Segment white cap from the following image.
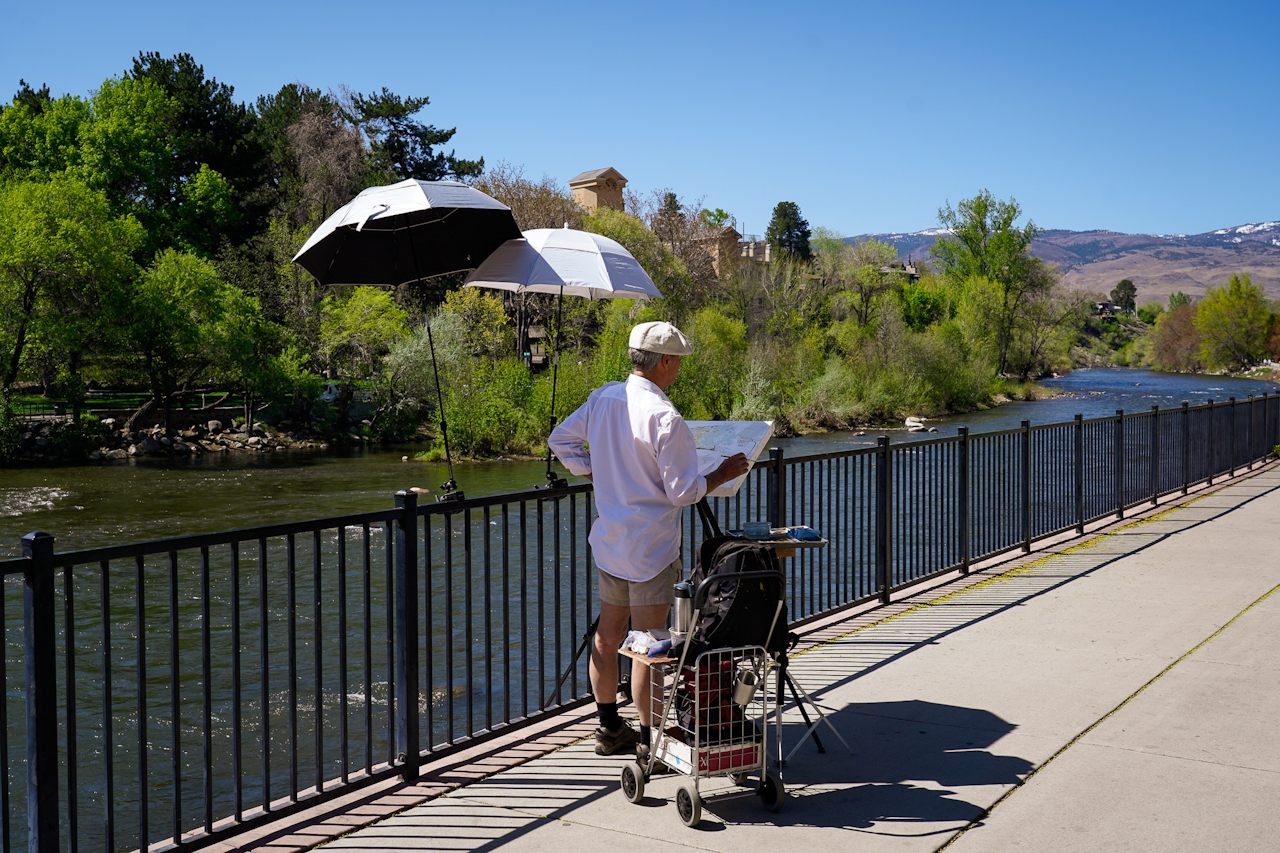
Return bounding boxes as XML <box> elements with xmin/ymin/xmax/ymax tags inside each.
<box><xmin>629</xmin><ymin>321</ymin><xmax>694</xmax><ymax>356</ymax></box>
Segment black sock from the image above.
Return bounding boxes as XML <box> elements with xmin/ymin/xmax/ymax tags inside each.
<box><xmin>598</xmin><ymin>701</ymin><xmax>622</xmax><ymax>732</ymax></box>
<box><xmin>639</xmin><ymin>725</ymin><xmax>651</xmax><ymax>746</ymax></box>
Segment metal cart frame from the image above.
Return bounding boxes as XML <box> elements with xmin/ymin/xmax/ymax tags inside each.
<box><xmin>620</xmin><ymin>570</ymin><xmax>787</xmax><ymax>827</ymax></box>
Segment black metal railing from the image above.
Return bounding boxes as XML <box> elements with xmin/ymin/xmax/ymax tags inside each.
<box><xmin>3</xmin><ymin>394</ymin><xmax>1277</xmax><ymax>853</ymax></box>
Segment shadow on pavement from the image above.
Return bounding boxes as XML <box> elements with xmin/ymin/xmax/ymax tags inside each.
<box><xmin>706</xmin><ymin>700</ymin><xmax>1030</xmax><ymax>832</ymax></box>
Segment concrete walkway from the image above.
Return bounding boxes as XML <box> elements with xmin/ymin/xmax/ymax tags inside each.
<box><xmin>317</xmin><ymin>468</ymin><xmax>1280</xmax><ymax>853</ymax></box>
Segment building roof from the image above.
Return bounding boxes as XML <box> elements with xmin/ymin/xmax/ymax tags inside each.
<box><xmin>568</xmin><ymin>167</ymin><xmax>627</xmax><ymax>187</ymax></box>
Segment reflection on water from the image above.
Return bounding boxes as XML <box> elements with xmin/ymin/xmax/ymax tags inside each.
<box><xmin>1</xmin><ymin>369</ymin><xmax>1276</xmax><ymax>557</ymax></box>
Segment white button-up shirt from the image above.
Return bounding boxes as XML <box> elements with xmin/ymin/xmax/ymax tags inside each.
<box><xmin>549</xmin><ymin>374</ymin><xmax>707</xmax><ymax>582</ymax></box>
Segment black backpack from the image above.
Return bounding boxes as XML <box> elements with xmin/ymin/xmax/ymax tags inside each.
<box><xmin>683</xmin><ymin>500</ymin><xmax>788</xmax><ymax>656</ymax></box>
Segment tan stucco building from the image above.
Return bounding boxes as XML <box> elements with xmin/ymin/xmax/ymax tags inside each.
<box><xmin>569</xmin><ymin>167</ymin><xmax>627</xmax><ymax>211</ymax></box>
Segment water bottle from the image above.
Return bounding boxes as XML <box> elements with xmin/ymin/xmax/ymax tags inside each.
<box><xmin>672</xmin><ymin>581</ymin><xmax>693</xmax><ymax>637</ymax></box>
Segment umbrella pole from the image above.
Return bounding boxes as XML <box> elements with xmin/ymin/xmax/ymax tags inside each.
<box><xmin>544</xmin><ymin>286</ymin><xmax>567</xmax><ymax>489</ymax></box>
<box><xmin>406</xmin><ymin>234</ymin><xmax>463</xmax><ymax>501</ymax></box>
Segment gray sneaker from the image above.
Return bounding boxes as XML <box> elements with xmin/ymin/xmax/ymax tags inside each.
<box><xmin>594</xmin><ymin>721</ymin><xmax>641</xmax><ymax>755</ymax></box>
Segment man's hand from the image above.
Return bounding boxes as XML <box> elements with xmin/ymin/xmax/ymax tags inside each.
<box><xmin>705</xmin><ymin>453</ymin><xmax>750</xmax><ymax>492</ymax></box>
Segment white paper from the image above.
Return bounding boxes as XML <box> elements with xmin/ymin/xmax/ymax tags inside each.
<box><xmin>686</xmin><ymin>420</ymin><xmax>775</xmax><ymax>498</ymax></box>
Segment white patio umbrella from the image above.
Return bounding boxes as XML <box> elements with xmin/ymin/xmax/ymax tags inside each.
<box><xmin>464</xmin><ymin>228</ymin><xmax>663</xmax><ymax>486</ymax></box>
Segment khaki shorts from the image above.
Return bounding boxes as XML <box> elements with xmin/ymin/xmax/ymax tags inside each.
<box><xmin>597</xmin><ymin>559</ymin><xmax>682</xmax><ymax>608</ymax></box>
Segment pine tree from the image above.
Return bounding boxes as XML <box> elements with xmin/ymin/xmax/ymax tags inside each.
<box><xmin>765</xmin><ymin>201</ymin><xmax>811</xmax><ymax>260</ymax></box>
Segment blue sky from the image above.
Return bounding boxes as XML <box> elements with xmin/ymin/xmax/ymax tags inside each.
<box><xmin>5</xmin><ymin>1</ymin><xmax>1277</xmax><ymax>237</ymax></box>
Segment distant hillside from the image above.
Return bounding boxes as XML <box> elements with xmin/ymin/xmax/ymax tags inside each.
<box><xmin>851</xmin><ymin>222</ymin><xmax>1280</xmax><ymax>305</ymax></box>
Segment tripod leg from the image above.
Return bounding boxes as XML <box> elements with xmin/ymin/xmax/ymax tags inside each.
<box><xmin>786</xmin><ymin>671</ymin><xmax>825</xmax><ymax>753</ymax></box>
<box><xmin>543</xmin><ymin>616</ymin><xmax>599</xmax><ymax>711</ymax></box>
<box><xmin>786</xmin><ymin>672</ymin><xmax>852</xmax><ymax>753</ymax></box>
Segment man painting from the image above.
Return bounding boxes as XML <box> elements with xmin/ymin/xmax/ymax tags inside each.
<box><xmin>549</xmin><ymin>321</ymin><xmax>750</xmax><ymax>758</ymax></box>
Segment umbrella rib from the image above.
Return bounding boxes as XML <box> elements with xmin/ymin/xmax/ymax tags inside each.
<box><xmin>323</xmin><ymin>229</ymin><xmax>349</xmax><ymax>281</ymax></box>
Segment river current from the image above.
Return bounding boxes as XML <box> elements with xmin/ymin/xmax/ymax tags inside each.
<box><xmin>1</xmin><ymin>368</ymin><xmax>1276</xmax><ymax>558</ymax></box>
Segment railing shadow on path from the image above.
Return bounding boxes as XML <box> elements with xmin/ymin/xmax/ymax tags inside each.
<box><xmin>323</xmin><ymin>471</ymin><xmax>1280</xmax><ymax>851</ymax></box>
<box><xmin>783</xmin><ymin>470</ymin><xmax>1280</xmax><ymax>709</ymax></box>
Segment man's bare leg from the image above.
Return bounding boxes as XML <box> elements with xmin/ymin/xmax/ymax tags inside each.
<box><xmin>591</xmin><ymin>601</ymin><xmax>631</xmax><ymax>706</ymax></box>
<box><xmin>629</xmin><ymin>603</ymin><xmax>672</xmax><ymax>728</ymax></box>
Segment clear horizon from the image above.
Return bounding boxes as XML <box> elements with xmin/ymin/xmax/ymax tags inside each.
<box><xmin>5</xmin><ymin>0</ymin><xmax>1277</xmax><ymax>238</ymax></box>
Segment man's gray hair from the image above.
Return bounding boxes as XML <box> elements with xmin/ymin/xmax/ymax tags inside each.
<box><xmin>629</xmin><ymin>348</ymin><xmax>664</xmax><ymax>371</ymax></box>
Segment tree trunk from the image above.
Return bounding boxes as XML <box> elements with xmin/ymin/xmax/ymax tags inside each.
<box><xmin>123</xmin><ymin>396</ymin><xmax>161</xmax><ymax>433</ymax></box>
<box><xmin>198</xmin><ymin>391</ymin><xmax>232</xmax><ymax>411</ymax></box>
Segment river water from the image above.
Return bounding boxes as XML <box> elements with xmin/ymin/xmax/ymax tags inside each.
<box><xmin>2</xmin><ymin>368</ymin><xmax>1277</xmax><ymax>558</ymax></box>
<box><xmin>0</xmin><ymin>366</ymin><xmax>1276</xmax><ymax>852</ymax></box>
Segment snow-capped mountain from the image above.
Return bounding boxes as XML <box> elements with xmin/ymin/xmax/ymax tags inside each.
<box><xmin>847</xmin><ymin>222</ymin><xmax>1280</xmax><ymax>302</ymax></box>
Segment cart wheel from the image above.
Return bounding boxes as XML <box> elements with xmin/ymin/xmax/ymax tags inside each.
<box><xmin>731</xmin><ymin>771</ymin><xmax>751</xmax><ymax>787</ymax></box>
<box><xmin>676</xmin><ymin>781</ymin><xmax>702</xmax><ymax>827</ymax></box>
<box><xmin>759</xmin><ymin>770</ymin><xmax>785</xmax><ymax>812</ymax></box>
<box><xmin>621</xmin><ymin>762</ymin><xmax>645</xmax><ymax>804</ymax></box>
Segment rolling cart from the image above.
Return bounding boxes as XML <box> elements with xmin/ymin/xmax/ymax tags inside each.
<box><xmin>619</xmin><ymin>571</ymin><xmax>788</xmax><ymax>827</ymax></box>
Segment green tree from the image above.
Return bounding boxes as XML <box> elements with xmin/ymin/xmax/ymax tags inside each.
<box><xmin>211</xmin><ymin>288</ymin><xmax>309</xmax><ymax>433</ymax></box>
<box><xmin>812</xmin><ymin>231</ymin><xmax>907</xmax><ymax>332</ymax></box>
<box><xmin>766</xmin><ymin>201</ymin><xmax>811</xmax><ymax>260</ymax></box>
<box><xmin>0</xmin><ymin>176</ymin><xmax>142</xmax><ymax>398</ymax></box>
<box><xmin>129</xmin><ymin>52</ymin><xmax>271</xmax><ymax>242</ymax></box>
<box><xmin>319</xmin><ymin>286</ymin><xmax>409</xmax><ymax>380</ymax></box>
<box><xmin>346</xmin><ymin>87</ymin><xmax>482</xmax><ymax>181</ymax></box>
<box><xmin>897</xmin><ymin>279</ymin><xmax>950</xmax><ymax>332</ymax></box>
<box><xmin>1168</xmin><ymin>291</ymin><xmax>1191</xmax><ymax>311</ymax></box>
<box><xmin>1136</xmin><ymin>301</ymin><xmax>1164</xmax><ymax>325</ymax></box>
<box><xmin>931</xmin><ymin>191</ymin><xmax>1044</xmax><ymax>374</ymax></box>
<box><xmin>700</xmin><ymin>207</ymin><xmax>733</xmax><ymax>228</ymax></box>
<box><xmin>125</xmin><ymin>250</ymin><xmax>230</xmax><ymax>431</ymax></box>
<box><xmin>0</xmin><ymin>87</ymin><xmax>90</xmax><ymax>177</ymax></box>
<box><xmin>440</xmin><ymin>287</ymin><xmax>512</xmax><ymax>359</ymax></box>
<box><xmin>680</xmin><ymin>306</ymin><xmax>748</xmax><ymax>419</ymax></box>
<box><xmin>583</xmin><ymin>207</ymin><xmax>692</xmax><ymax>316</ymax></box>
<box><xmin>1111</xmin><ymin>279</ymin><xmax>1137</xmax><ymax>313</ymax></box>
<box><xmin>1193</xmin><ymin>273</ymin><xmax>1272</xmax><ymax>371</ymax></box>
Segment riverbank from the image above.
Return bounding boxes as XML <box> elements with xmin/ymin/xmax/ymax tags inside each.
<box><xmin>4</xmin><ymin>369</ymin><xmax>1278</xmax><ymax>558</ymax></box>
<box><xmin>4</xmin><ymin>416</ymin><xmax>429</xmax><ymax>466</ymax></box>
<box><xmin>4</xmin><ymin>376</ymin><xmax>1058</xmax><ymax>467</ymax></box>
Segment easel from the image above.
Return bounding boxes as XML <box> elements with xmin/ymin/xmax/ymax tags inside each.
<box><xmin>692</xmin><ymin>499</ymin><xmax>850</xmax><ymax>763</ymax></box>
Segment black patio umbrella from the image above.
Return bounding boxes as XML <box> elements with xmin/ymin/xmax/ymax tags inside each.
<box><xmin>294</xmin><ymin>179</ymin><xmax>521</xmax><ymax>500</ymax></box>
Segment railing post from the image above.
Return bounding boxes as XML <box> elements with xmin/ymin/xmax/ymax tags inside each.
<box><xmin>1207</xmin><ymin>399</ymin><xmax>1215</xmax><ymax>485</ymax></box>
<box><xmin>1074</xmin><ymin>414</ymin><xmax>1084</xmax><ymax>534</ymax></box>
<box><xmin>1246</xmin><ymin>395</ymin><xmax>1254</xmax><ymax>469</ymax></box>
<box><xmin>1115</xmin><ymin>409</ymin><xmax>1125</xmax><ymax>519</ymax></box>
<box><xmin>1264</xmin><ymin>393</ymin><xmax>1271</xmax><ymax>460</ymax></box>
<box><xmin>1021</xmin><ymin>420</ymin><xmax>1032</xmax><ymax>552</ymax></box>
<box><xmin>876</xmin><ymin>436</ymin><xmax>891</xmax><ymax>604</ymax></box>
<box><xmin>22</xmin><ymin>531</ymin><xmax>59</xmax><ymax>853</ymax></box>
<box><xmin>1181</xmin><ymin>402</ymin><xmax>1190</xmax><ymax>495</ymax></box>
<box><xmin>767</xmin><ymin>447</ymin><xmax>786</xmax><ymax>528</ymax></box>
<box><xmin>1229</xmin><ymin>397</ymin><xmax>1237</xmax><ymax>477</ymax></box>
<box><xmin>393</xmin><ymin>490</ymin><xmax>419</xmax><ymax>782</ymax></box>
<box><xmin>1150</xmin><ymin>405</ymin><xmax>1159</xmax><ymax>505</ymax></box>
<box><xmin>958</xmin><ymin>427</ymin><xmax>970</xmax><ymax>575</ymax></box>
